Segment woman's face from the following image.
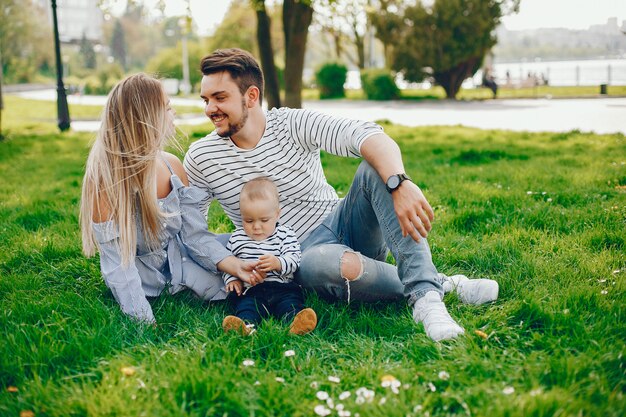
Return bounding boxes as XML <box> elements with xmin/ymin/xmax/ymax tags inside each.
<box><xmin>164</xmin><ymin>99</ymin><xmax>176</xmax><ymax>138</ymax></box>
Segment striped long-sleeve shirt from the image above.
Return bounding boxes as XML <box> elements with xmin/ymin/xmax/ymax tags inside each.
<box><xmin>184</xmin><ymin>107</ymin><xmax>383</xmax><ymax>241</ymax></box>
<box><xmin>223</xmin><ymin>224</ymin><xmax>301</xmax><ymax>286</ymax></box>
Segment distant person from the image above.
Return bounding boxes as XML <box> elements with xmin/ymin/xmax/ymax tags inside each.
<box><xmin>185</xmin><ymin>48</ymin><xmax>499</xmax><ymax>342</ymax></box>
<box><xmin>482</xmin><ymin>69</ymin><xmax>498</xmax><ymax>98</ymax></box>
<box><xmin>222</xmin><ymin>177</ymin><xmax>317</xmax><ymax>336</ymax></box>
<box><xmin>80</xmin><ymin>73</ymin><xmax>261</xmax><ymax>323</ymax></box>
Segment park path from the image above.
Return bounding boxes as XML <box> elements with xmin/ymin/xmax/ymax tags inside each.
<box><xmin>14</xmin><ymin>89</ymin><xmax>626</xmax><ymax>134</ymax></box>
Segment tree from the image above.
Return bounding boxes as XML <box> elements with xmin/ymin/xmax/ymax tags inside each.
<box><xmin>282</xmin><ymin>0</ymin><xmax>314</xmax><ymax>108</ymax></box>
<box><xmin>79</xmin><ymin>33</ymin><xmax>97</xmax><ymax>69</ymax></box>
<box><xmin>0</xmin><ymin>0</ymin><xmax>53</xmax><ymax>83</ymax></box>
<box><xmin>248</xmin><ymin>0</ymin><xmax>312</xmax><ymax>108</ymax></box>
<box><xmin>110</xmin><ymin>19</ymin><xmax>127</xmax><ymax>70</ymax></box>
<box><xmin>368</xmin><ymin>0</ymin><xmax>404</xmax><ymax>68</ymax></box>
<box><xmin>252</xmin><ymin>0</ymin><xmax>281</xmax><ymax>109</ymax></box>
<box><xmin>391</xmin><ymin>0</ymin><xmax>519</xmax><ymax>99</ymax></box>
<box><xmin>314</xmin><ymin>0</ymin><xmax>369</xmax><ymax>69</ymax></box>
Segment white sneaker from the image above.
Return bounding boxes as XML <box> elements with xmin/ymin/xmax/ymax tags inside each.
<box><xmin>412</xmin><ymin>291</ymin><xmax>465</xmax><ymax>341</ymax></box>
<box><xmin>440</xmin><ymin>274</ymin><xmax>499</xmax><ymax>305</ymax></box>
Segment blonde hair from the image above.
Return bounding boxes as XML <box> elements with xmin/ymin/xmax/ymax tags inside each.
<box><xmin>80</xmin><ymin>73</ymin><xmax>174</xmax><ymax>266</ymax></box>
<box><xmin>240</xmin><ymin>177</ymin><xmax>279</xmax><ymax>209</ymax></box>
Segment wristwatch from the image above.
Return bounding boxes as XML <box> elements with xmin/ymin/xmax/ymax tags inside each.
<box><xmin>385</xmin><ymin>173</ymin><xmax>412</xmax><ymax>193</ymax></box>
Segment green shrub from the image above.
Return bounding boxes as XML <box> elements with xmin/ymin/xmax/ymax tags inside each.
<box><xmin>315</xmin><ymin>62</ymin><xmax>348</xmax><ymax>99</ymax></box>
<box><xmin>360</xmin><ymin>69</ymin><xmax>400</xmax><ymax>100</ymax></box>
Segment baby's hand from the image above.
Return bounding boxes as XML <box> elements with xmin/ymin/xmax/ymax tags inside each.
<box><xmin>257</xmin><ymin>254</ymin><xmax>281</xmax><ymax>272</ymax></box>
<box><xmin>226</xmin><ymin>280</ymin><xmax>244</xmax><ymax>296</ymax></box>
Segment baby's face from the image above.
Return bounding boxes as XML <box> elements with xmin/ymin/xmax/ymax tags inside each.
<box><xmin>240</xmin><ymin>198</ymin><xmax>280</xmax><ymax>241</ymax></box>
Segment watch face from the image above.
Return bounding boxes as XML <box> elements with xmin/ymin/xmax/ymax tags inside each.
<box><xmin>387</xmin><ymin>175</ymin><xmax>401</xmax><ymax>189</ymax></box>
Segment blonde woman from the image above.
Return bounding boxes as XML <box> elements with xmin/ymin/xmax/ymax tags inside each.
<box><xmin>80</xmin><ymin>73</ymin><xmax>261</xmax><ymax>323</ymax></box>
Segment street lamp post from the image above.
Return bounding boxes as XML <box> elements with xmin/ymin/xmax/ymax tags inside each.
<box><xmin>51</xmin><ymin>0</ymin><xmax>71</xmax><ymax>131</ymax></box>
<box><xmin>178</xmin><ymin>14</ymin><xmax>192</xmax><ymax>95</ymax></box>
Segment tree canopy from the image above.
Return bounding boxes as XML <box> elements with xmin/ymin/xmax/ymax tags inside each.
<box><xmin>378</xmin><ymin>0</ymin><xmax>519</xmax><ymax>99</ymax></box>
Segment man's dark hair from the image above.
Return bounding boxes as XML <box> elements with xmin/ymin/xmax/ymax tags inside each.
<box><xmin>200</xmin><ymin>48</ymin><xmax>264</xmax><ymax>103</ymax></box>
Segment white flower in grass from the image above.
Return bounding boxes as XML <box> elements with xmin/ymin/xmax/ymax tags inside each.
<box><xmin>598</xmin><ymin>279</ymin><xmax>607</xmax><ymax>283</ymax></box>
<box><xmin>254</xmin><ymin>381</ymin><xmax>261</xmax><ymax>386</ymax></box>
<box><xmin>547</xmin><ymin>198</ymin><xmax>553</xmax><ymax>202</ymax></box>
<box><xmin>613</xmin><ymin>269</ymin><xmax>621</xmax><ymax>274</ymax></box>
<box><xmin>355</xmin><ymin>387</ymin><xmax>375</xmax><ymax>403</ymax></box>
<box><xmin>326</xmin><ymin>398</ymin><xmax>335</xmax><ymax>409</ymax></box>
<box><xmin>502</xmin><ymin>386</ymin><xmax>515</xmax><ymax>395</ymax></box>
<box><xmin>316</xmin><ymin>391</ymin><xmax>329</xmax><ymax>401</ymax></box>
<box><xmin>338</xmin><ymin>411</ymin><xmax>351</xmax><ymax>417</ymax></box>
<box><xmin>275</xmin><ymin>377</ymin><xmax>285</xmax><ymax>383</ymax></box>
<box><xmin>526</xmin><ymin>191</ymin><xmax>533</xmax><ymax>195</ymax></box>
<box><xmin>427</xmin><ymin>382</ymin><xmax>437</xmax><ymax>392</ymax></box>
<box><xmin>601</xmin><ymin>290</ymin><xmax>608</xmax><ymax>295</ymax></box>
<box><xmin>328</xmin><ymin>376</ymin><xmax>341</xmax><ymax>383</ymax></box>
<box><xmin>310</xmin><ymin>381</ymin><xmax>319</xmax><ymax>389</ymax></box>
<box><xmin>242</xmin><ymin>359</ymin><xmax>255</xmax><ymax>367</ymax></box>
<box><xmin>284</xmin><ymin>350</ymin><xmax>295</xmax><ymax>357</ymax></box>
<box><xmin>314</xmin><ymin>405</ymin><xmax>332</xmax><ymax>416</ymax></box>
<box><xmin>379</xmin><ymin>397</ymin><xmax>387</xmax><ymax>405</ymax></box>
<box><xmin>438</xmin><ymin>371</ymin><xmax>450</xmax><ymax>381</ymax></box>
<box><xmin>339</xmin><ymin>391</ymin><xmax>351</xmax><ymax>400</ymax></box>
<box><xmin>529</xmin><ymin>388</ymin><xmax>543</xmax><ymax>397</ymax></box>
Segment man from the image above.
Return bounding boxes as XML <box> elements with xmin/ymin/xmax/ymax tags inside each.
<box><xmin>184</xmin><ymin>48</ymin><xmax>498</xmax><ymax>341</ymax></box>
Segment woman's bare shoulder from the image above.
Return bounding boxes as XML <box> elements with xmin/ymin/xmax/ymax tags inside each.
<box><xmin>92</xmin><ymin>194</ymin><xmax>112</xmax><ymax>223</ymax></box>
<box><xmin>161</xmin><ymin>151</ymin><xmax>189</xmax><ymax>186</ymax></box>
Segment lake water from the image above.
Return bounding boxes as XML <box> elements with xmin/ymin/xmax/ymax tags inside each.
<box><xmin>345</xmin><ymin>58</ymin><xmax>626</xmax><ymax>89</ymax></box>
<box><xmin>491</xmin><ymin>58</ymin><xmax>626</xmax><ymax>87</ymax></box>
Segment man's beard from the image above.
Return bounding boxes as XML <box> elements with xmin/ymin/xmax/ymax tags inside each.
<box><xmin>216</xmin><ymin>99</ymin><xmax>248</xmax><ymax>138</ymax></box>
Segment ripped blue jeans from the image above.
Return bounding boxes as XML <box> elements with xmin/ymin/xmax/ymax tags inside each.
<box><xmin>294</xmin><ymin>161</ymin><xmax>443</xmax><ymax>305</ymax></box>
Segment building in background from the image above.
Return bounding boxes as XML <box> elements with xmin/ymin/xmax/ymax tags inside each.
<box><xmin>34</xmin><ymin>0</ymin><xmax>103</xmax><ymax>43</ymax></box>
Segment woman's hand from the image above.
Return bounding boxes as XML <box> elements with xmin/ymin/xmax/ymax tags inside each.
<box><xmin>218</xmin><ymin>256</ymin><xmax>266</xmax><ymax>286</ymax></box>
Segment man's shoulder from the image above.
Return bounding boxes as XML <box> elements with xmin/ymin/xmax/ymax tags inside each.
<box><xmin>185</xmin><ymin>131</ymin><xmax>231</xmax><ymax>163</ymax></box>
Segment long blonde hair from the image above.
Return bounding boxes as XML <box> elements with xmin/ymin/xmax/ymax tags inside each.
<box><xmin>80</xmin><ymin>73</ymin><xmax>173</xmax><ymax>266</ymax></box>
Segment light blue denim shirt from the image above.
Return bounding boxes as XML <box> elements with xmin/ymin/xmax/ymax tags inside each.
<box><xmin>92</xmin><ymin>173</ymin><xmax>231</xmax><ymax>323</ymax></box>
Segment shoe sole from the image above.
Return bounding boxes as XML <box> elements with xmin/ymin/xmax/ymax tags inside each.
<box><xmin>222</xmin><ymin>315</ymin><xmax>251</xmax><ymax>336</ymax></box>
<box><xmin>289</xmin><ymin>308</ymin><xmax>317</xmax><ymax>335</ymax></box>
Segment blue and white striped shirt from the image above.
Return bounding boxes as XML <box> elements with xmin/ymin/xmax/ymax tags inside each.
<box><xmin>223</xmin><ymin>224</ymin><xmax>301</xmax><ymax>286</ymax></box>
<box><xmin>184</xmin><ymin>107</ymin><xmax>383</xmax><ymax>241</ymax></box>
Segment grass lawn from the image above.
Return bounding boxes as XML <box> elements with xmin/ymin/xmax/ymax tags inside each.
<box><xmin>0</xmin><ymin>100</ymin><xmax>625</xmax><ymax>416</ymax></box>
<box><xmin>302</xmin><ymin>85</ymin><xmax>626</xmax><ymax>101</ymax></box>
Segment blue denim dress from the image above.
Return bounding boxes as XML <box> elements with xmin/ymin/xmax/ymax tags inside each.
<box><xmin>92</xmin><ymin>173</ymin><xmax>230</xmax><ymax>323</ymax></box>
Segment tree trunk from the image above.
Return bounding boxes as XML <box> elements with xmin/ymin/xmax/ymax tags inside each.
<box><xmin>283</xmin><ymin>0</ymin><xmax>313</xmax><ymax>108</ymax></box>
<box><xmin>435</xmin><ymin>56</ymin><xmax>481</xmax><ymax>99</ymax></box>
<box><xmin>353</xmin><ymin>28</ymin><xmax>365</xmax><ymax>70</ymax></box>
<box><xmin>254</xmin><ymin>2</ymin><xmax>281</xmax><ymax>109</ymax></box>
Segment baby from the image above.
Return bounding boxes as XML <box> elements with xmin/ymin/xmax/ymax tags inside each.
<box><xmin>222</xmin><ymin>177</ymin><xmax>317</xmax><ymax>335</ymax></box>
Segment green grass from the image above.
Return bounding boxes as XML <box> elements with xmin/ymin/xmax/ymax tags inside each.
<box><xmin>1</xmin><ymin>95</ymin><xmax>202</xmax><ymax>133</ymax></box>
<box><xmin>303</xmin><ymin>85</ymin><xmax>626</xmax><ymax>101</ymax></box>
<box><xmin>1</xmin><ymin>102</ymin><xmax>625</xmax><ymax>416</ymax></box>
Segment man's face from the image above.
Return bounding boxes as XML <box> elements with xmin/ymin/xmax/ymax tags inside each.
<box><xmin>240</xmin><ymin>198</ymin><xmax>279</xmax><ymax>241</ymax></box>
<box><xmin>200</xmin><ymin>71</ymin><xmax>248</xmax><ymax>138</ymax></box>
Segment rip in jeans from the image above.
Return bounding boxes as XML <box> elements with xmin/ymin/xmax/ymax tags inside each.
<box><xmin>340</xmin><ymin>250</ymin><xmax>365</xmax><ymax>303</ymax></box>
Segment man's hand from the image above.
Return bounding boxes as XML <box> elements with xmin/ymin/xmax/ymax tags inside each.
<box><xmin>226</xmin><ymin>280</ymin><xmax>244</xmax><ymax>296</ymax></box>
<box><xmin>257</xmin><ymin>254</ymin><xmax>281</xmax><ymax>272</ymax></box>
<box><xmin>392</xmin><ymin>181</ymin><xmax>434</xmax><ymax>242</ymax></box>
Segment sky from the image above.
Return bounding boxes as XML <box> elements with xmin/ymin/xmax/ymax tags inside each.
<box><xmin>114</xmin><ymin>0</ymin><xmax>626</xmax><ymax>34</ymax></box>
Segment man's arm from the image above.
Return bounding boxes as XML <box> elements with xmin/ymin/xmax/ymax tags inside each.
<box><xmin>360</xmin><ymin>133</ymin><xmax>434</xmax><ymax>242</ymax></box>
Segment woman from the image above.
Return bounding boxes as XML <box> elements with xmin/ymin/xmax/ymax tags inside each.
<box><xmin>80</xmin><ymin>73</ymin><xmax>258</xmax><ymax>323</ymax></box>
